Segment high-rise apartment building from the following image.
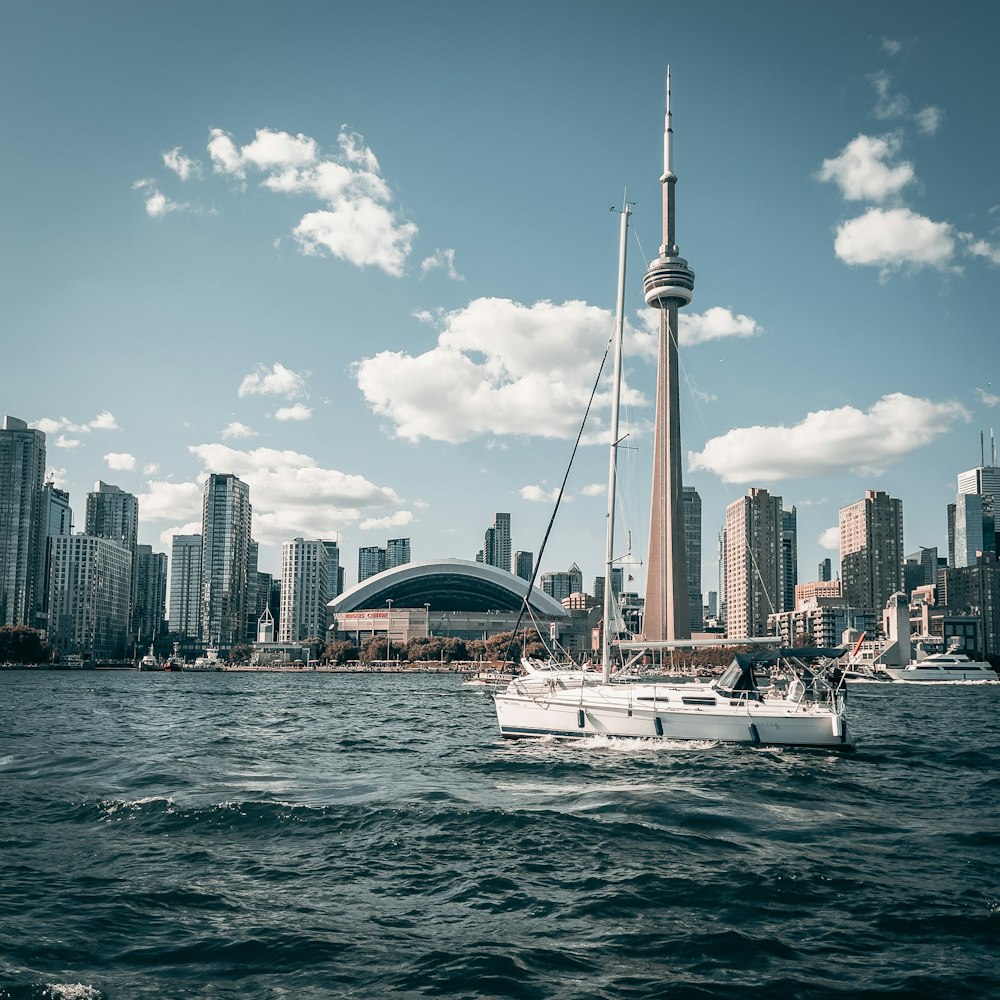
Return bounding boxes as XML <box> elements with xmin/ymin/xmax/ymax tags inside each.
<box><xmin>34</xmin><ymin>482</ymin><xmax>73</xmax><ymax>628</ymax></box>
<box><xmin>168</xmin><ymin>534</ymin><xmax>202</xmax><ymax>638</ymax></box>
<box><xmin>483</xmin><ymin>513</ymin><xmax>512</xmax><ymax>572</ymax></box>
<box><xmin>132</xmin><ymin>545</ymin><xmax>167</xmax><ymax>641</ymax></box>
<box><xmin>321</xmin><ymin>541</ymin><xmax>341</xmax><ymax>600</ymax></box>
<box><xmin>49</xmin><ymin>534</ymin><xmax>132</xmax><ymax>659</ymax></box>
<box><xmin>200</xmin><ymin>474</ymin><xmax>252</xmax><ymax>649</ymax></box>
<box><xmin>514</xmin><ymin>550</ymin><xmax>533</xmax><ymax>582</ymax></box>
<box><xmin>386</xmin><ymin>538</ymin><xmax>410</xmax><ymax>570</ymax></box>
<box><xmin>279</xmin><ymin>538</ymin><xmax>330</xmax><ymax>643</ymax></box>
<box><xmin>86</xmin><ymin>481</ymin><xmax>140</xmax><ymax>633</ymax></box>
<box><xmin>781</xmin><ymin>506</ymin><xmax>798</xmax><ymax>613</ymax></box>
<box><xmin>541</xmin><ymin>563</ymin><xmax>583</xmax><ymax>602</ymax></box>
<box><xmin>358</xmin><ymin>546</ymin><xmax>386</xmax><ymax>583</ymax></box>
<box><xmin>0</xmin><ymin>415</ymin><xmax>46</xmax><ymax>627</ymax></box>
<box><xmin>682</xmin><ymin>486</ymin><xmax>703</xmax><ymax>631</ymax></box>
<box><xmin>724</xmin><ymin>488</ymin><xmax>783</xmax><ymax>639</ymax></box>
<box><xmin>839</xmin><ymin>489</ymin><xmax>903</xmax><ymax>611</ymax></box>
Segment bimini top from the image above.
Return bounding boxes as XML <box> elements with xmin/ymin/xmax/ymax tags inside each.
<box><xmin>329</xmin><ymin>558</ymin><xmax>569</xmax><ymax>617</ymax></box>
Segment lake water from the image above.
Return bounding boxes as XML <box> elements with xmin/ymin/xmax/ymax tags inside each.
<box><xmin>1</xmin><ymin>671</ymin><xmax>998</xmax><ymax>998</ymax></box>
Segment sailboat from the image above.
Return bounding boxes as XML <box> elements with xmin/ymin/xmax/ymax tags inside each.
<box><xmin>493</xmin><ymin>81</ymin><xmax>852</xmax><ymax>750</ymax></box>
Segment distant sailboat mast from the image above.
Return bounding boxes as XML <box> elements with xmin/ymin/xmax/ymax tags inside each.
<box><xmin>602</xmin><ymin>201</ymin><xmax>631</xmax><ymax>684</ymax></box>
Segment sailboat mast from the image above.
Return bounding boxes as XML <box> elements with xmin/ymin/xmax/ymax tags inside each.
<box><xmin>603</xmin><ymin>201</ymin><xmax>631</xmax><ymax>684</ymax></box>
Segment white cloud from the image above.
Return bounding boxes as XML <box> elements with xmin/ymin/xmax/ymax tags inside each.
<box><xmin>520</xmin><ymin>484</ymin><xmax>562</xmax><ymax>503</ymax></box>
<box><xmin>580</xmin><ymin>483</ymin><xmax>606</xmax><ymax>497</ymax></box>
<box><xmin>274</xmin><ymin>403</ymin><xmax>312</xmax><ymax>422</ymax></box>
<box><xmin>880</xmin><ymin>38</ymin><xmax>903</xmax><ymax>57</ymax></box>
<box><xmin>679</xmin><ymin>306</ymin><xmax>761</xmax><ymax>346</ymax></box>
<box><xmin>137</xmin><ymin>480</ymin><xmax>204</xmax><ymax>522</ymax></box>
<box><xmin>206</xmin><ymin>126</ymin><xmax>416</xmax><ymax>276</ymax></box>
<box><xmin>974</xmin><ymin>387</ymin><xmax>1000</xmax><ymax>407</ymax></box>
<box><xmin>163</xmin><ymin>147</ymin><xmax>200</xmax><ymax>180</ymax></box>
<box><xmin>688</xmin><ymin>392</ymin><xmax>969</xmax><ymax>483</ymax></box>
<box><xmin>818</xmin><ymin>527</ymin><xmax>840</xmax><ymax>551</ymax></box>
<box><xmin>913</xmin><ymin>106</ymin><xmax>944</xmax><ymax>137</ymax></box>
<box><xmin>833</xmin><ymin>207</ymin><xmax>956</xmax><ymax>273</ymax></box>
<box><xmin>186</xmin><ymin>443</ymin><xmax>404</xmax><ymax>544</ymax></box>
<box><xmin>870</xmin><ymin>71</ymin><xmax>909</xmax><ymax>120</ymax></box>
<box><xmin>965</xmin><ymin>238</ymin><xmax>1000</xmax><ymax>266</ymax></box>
<box><xmin>819</xmin><ymin>134</ymin><xmax>915</xmax><ymax>202</ymax></box>
<box><xmin>104</xmin><ymin>452</ymin><xmax>137</xmax><ymax>471</ymax></box>
<box><xmin>55</xmin><ymin>436</ymin><xmax>80</xmax><ymax>449</ymax></box>
<box><xmin>143</xmin><ymin>463</ymin><xmax>159</xmax><ymax>475</ymax></box>
<box><xmin>421</xmin><ymin>248</ymin><xmax>464</xmax><ymax>281</ymax></box>
<box><xmin>293</xmin><ymin>201</ymin><xmax>416</xmax><ymax>276</ymax></box>
<box><xmin>222</xmin><ymin>421</ymin><xmax>258</xmax><ymax>439</ymax></box>
<box><xmin>359</xmin><ymin>510</ymin><xmax>414</xmax><ymax>531</ymax></box>
<box><xmin>35</xmin><ymin>411</ymin><xmax>120</xmax><ymax>435</ymax></box>
<box><xmin>238</xmin><ymin>362</ymin><xmax>306</xmax><ymax>398</ymax></box>
<box><xmin>142</xmin><ymin>187</ymin><xmax>185</xmax><ymax>219</ymax></box>
<box><xmin>355</xmin><ymin>297</ymin><xmax>641</xmax><ymax>444</ymax></box>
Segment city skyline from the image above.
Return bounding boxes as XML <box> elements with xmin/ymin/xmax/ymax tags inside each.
<box><xmin>3</xmin><ymin>2</ymin><xmax>999</xmax><ymax>594</ymax></box>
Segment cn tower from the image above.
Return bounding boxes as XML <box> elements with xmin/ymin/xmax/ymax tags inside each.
<box><xmin>643</xmin><ymin>68</ymin><xmax>695</xmax><ymax>641</ymax></box>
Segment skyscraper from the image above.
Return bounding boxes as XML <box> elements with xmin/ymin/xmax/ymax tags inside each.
<box><xmin>132</xmin><ymin>545</ymin><xmax>167</xmax><ymax>641</ymax></box>
<box><xmin>34</xmin><ymin>482</ymin><xmax>73</xmax><ymax>629</ymax></box>
<box><xmin>955</xmin><ymin>458</ymin><xmax>1000</xmax><ymax>564</ymax></box>
<box><xmin>168</xmin><ymin>534</ymin><xmax>202</xmax><ymax>639</ymax></box>
<box><xmin>86</xmin><ymin>481</ymin><xmax>140</xmax><ymax>633</ymax></box>
<box><xmin>200</xmin><ymin>473</ymin><xmax>252</xmax><ymax>650</ymax></box>
<box><xmin>514</xmin><ymin>550</ymin><xmax>533</xmax><ymax>582</ymax></box>
<box><xmin>483</xmin><ymin>513</ymin><xmax>511</xmax><ymax>572</ymax></box>
<box><xmin>681</xmin><ymin>486</ymin><xmax>703</xmax><ymax>631</ymax></box>
<box><xmin>781</xmin><ymin>506</ymin><xmax>798</xmax><ymax>613</ymax></box>
<box><xmin>839</xmin><ymin>489</ymin><xmax>903</xmax><ymax>611</ymax></box>
<box><xmin>818</xmin><ymin>558</ymin><xmax>832</xmax><ymax>582</ymax></box>
<box><xmin>49</xmin><ymin>534</ymin><xmax>132</xmax><ymax>659</ymax></box>
<box><xmin>643</xmin><ymin>70</ymin><xmax>695</xmax><ymax>641</ymax></box>
<box><xmin>386</xmin><ymin>537</ymin><xmax>411</xmax><ymax>569</ymax></box>
<box><xmin>322</xmin><ymin>540</ymin><xmax>342</xmax><ymax>600</ymax></box>
<box><xmin>541</xmin><ymin>563</ymin><xmax>583</xmax><ymax>602</ymax></box>
<box><xmin>0</xmin><ymin>415</ymin><xmax>46</xmax><ymax>627</ymax></box>
<box><xmin>279</xmin><ymin>538</ymin><xmax>329</xmax><ymax>643</ymax></box>
<box><xmin>358</xmin><ymin>545</ymin><xmax>386</xmax><ymax>582</ymax></box>
<box><xmin>724</xmin><ymin>488</ymin><xmax>783</xmax><ymax>639</ymax></box>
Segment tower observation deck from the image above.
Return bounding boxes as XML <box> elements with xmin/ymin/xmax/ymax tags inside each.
<box><xmin>643</xmin><ymin>68</ymin><xmax>695</xmax><ymax>641</ymax></box>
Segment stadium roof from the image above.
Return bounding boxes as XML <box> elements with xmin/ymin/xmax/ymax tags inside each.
<box><xmin>329</xmin><ymin>558</ymin><xmax>568</xmax><ymax>617</ymax></box>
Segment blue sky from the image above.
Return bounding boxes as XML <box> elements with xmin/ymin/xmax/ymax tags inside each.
<box><xmin>3</xmin><ymin>1</ymin><xmax>998</xmax><ymax>597</ymax></box>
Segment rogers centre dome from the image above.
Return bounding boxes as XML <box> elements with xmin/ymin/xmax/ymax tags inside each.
<box><xmin>329</xmin><ymin>559</ymin><xmax>568</xmax><ymax>618</ymax></box>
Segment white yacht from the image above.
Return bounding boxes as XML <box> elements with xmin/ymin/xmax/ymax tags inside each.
<box><xmin>885</xmin><ymin>647</ymin><xmax>997</xmax><ymax>682</ymax></box>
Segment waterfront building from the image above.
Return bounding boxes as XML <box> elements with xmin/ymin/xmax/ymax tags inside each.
<box><xmin>85</xmin><ymin>481</ymin><xmax>138</xmax><ymax>554</ymax></box>
<box><xmin>724</xmin><ymin>488</ymin><xmax>783</xmax><ymax>639</ymax></box>
<box><xmin>781</xmin><ymin>506</ymin><xmax>798</xmax><ymax>613</ymax></box>
<box><xmin>514</xmin><ymin>550</ymin><xmax>533</xmax><ymax>583</ymax></box>
<box><xmin>682</xmin><ymin>486</ymin><xmax>703</xmax><ymax>631</ymax></box>
<box><xmin>132</xmin><ymin>545</ymin><xmax>167</xmax><ymax>641</ymax></box>
<box><xmin>717</xmin><ymin>528</ymin><xmax>727</xmax><ymax>628</ymax></box>
<box><xmin>386</xmin><ymin>537</ymin><xmax>410</xmax><ymax>570</ymax></box>
<box><xmin>200</xmin><ymin>474</ymin><xmax>252</xmax><ymax>650</ymax></box>
<box><xmin>953</xmin><ymin>457</ymin><xmax>999</xmax><ymax>566</ymax></box>
<box><xmin>818</xmin><ymin>558</ymin><xmax>832</xmax><ymax>582</ymax></box>
<box><xmin>49</xmin><ymin>534</ymin><xmax>132</xmax><ymax>659</ymax></box>
<box><xmin>941</xmin><ymin>553</ymin><xmax>1000</xmax><ymax>658</ymax></box>
<box><xmin>168</xmin><ymin>534</ymin><xmax>202</xmax><ymax>639</ymax></box>
<box><xmin>358</xmin><ymin>546</ymin><xmax>386</xmax><ymax>583</ymax></box>
<box><xmin>483</xmin><ymin>513</ymin><xmax>511</xmax><ymax>572</ymax></box>
<box><xmin>322</xmin><ymin>540</ymin><xmax>342</xmax><ymax>600</ymax></box>
<box><xmin>768</xmin><ymin>600</ymin><xmax>879</xmax><ymax>651</ymax></box>
<box><xmin>0</xmin><ymin>415</ymin><xmax>46</xmax><ymax>627</ymax></box>
<box><xmin>541</xmin><ymin>563</ymin><xmax>583</xmax><ymax>602</ymax></box>
<box><xmin>279</xmin><ymin>538</ymin><xmax>330</xmax><ymax>643</ymax></box>
<box><xmin>34</xmin><ymin>482</ymin><xmax>73</xmax><ymax>629</ymax></box>
<box><xmin>840</xmin><ymin>490</ymin><xmax>904</xmax><ymax>611</ymax></box>
<box><xmin>643</xmin><ymin>71</ymin><xmax>695</xmax><ymax>641</ymax></box>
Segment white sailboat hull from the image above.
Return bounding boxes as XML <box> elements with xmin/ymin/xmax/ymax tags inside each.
<box><xmin>494</xmin><ymin>683</ymin><xmax>852</xmax><ymax>750</ymax></box>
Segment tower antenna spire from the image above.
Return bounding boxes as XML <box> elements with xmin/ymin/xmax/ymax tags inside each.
<box><xmin>642</xmin><ymin>68</ymin><xmax>696</xmax><ymax>642</ymax></box>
